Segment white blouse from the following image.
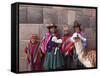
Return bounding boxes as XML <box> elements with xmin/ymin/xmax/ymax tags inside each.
<box><xmin>70</xmin><ymin>32</ymin><xmax>87</xmax><ymax>42</ymax></box>
<box><xmin>51</xmin><ymin>36</ymin><xmax>62</xmax><ymax>43</ymax></box>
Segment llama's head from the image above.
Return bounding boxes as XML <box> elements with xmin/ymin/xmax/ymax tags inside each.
<box><xmin>74</xmin><ymin>38</ymin><xmax>83</xmax><ymax>55</ymax></box>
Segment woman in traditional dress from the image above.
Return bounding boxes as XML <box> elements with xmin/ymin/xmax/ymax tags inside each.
<box><xmin>40</xmin><ymin>24</ymin><xmax>64</xmax><ymax>70</ymax></box>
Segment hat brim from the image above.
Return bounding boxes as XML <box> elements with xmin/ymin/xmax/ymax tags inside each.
<box><xmin>73</xmin><ymin>24</ymin><xmax>81</xmax><ymax>28</ymax></box>
<box><xmin>47</xmin><ymin>25</ymin><xmax>57</xmax><ymax>29</ymax></box>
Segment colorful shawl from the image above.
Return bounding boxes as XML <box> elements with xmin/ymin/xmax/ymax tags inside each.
<box><xmin>40</xmin><ymin>32</ymin><xmax>51</xmax><ymax>55</ymax></box>
<box><xmin>61</xmin><ymin>35</ymin><xmax>74</xmax><ymax>54</ymax></box>
<box><xmin>25</xmin><ymin>40</ymin><xmax>41</xmax><ymax>64</ymax></box>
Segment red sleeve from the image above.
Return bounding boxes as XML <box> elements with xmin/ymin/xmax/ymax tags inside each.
<box><xmin>65</xmin><ymin>42</ymin><xmax>74</xmax><ymax>54</ymax></box>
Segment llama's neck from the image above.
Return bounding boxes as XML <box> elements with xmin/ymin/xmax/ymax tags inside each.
<box><xmin>74</xmin><ymin>40</ymin><xmax>83</xmax><ymax>55</ymax></box>
<box><xmin>74</xmin><ymin>40</ymin><xmax>93</xmax><ymax>67</ymax></box>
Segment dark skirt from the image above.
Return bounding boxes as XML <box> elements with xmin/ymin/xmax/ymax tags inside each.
<box><xmin>63</xmin><ymin>52</ymin><xmax>73</xmax><ymax>69</ymax></box>
<box><xmin>43</xmin><ymin>48</ymin><xmax>64</xmax><ymax>70</ymax></box>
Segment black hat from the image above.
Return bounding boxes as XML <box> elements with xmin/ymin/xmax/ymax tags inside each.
<box><xmin>47</xmin><ymin>24</ymin><xmax>57</xmax><ymax>29</ymax></box>
<box><xmin>73</xmin><ymin>20</ymin><xmax>81</xmax><ymax>28</ymax></box>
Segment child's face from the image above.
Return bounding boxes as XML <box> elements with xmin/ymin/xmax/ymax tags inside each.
<box><xmin>75</xmin><ymin>27</ymin><xmax>80</xmax><ymax>33</ymax></box>
<box><xmin>31</xmin><ymin>38</ymin><xmax>36</xmax><ymax>43</ymax></box>
<box><xmin>49</xmin><ymin>27</ymin><xmax>56</xmax><ymax>33</ymax></box>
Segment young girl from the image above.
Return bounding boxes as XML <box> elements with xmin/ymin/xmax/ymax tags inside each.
<box><xmin>61</xmin><ymin>26</ymin><xmax>74</xmax><ymax>68</ymax></box>
<box><xmin>25</xmin><ymin>34</ymin><xmax>42</xmax><ymax>71</ymax></box>
<box><xmin>40</xmin><ymin>24</ymin><xmax>64</xmax><ymax>70</ymax></box>
<box><xmin>70</xmin><ymin>20</ymin><xmax>87</xmax><ymax>68</ymax></box>
<box><xmin>62</xmin><ymin>26</ymin><xmax>74</xmax><ymax>55</ymax></box>
<box><xmin>70</xmin><ymin>20</ymin><xmax>87</xmax><ymax>48</ymax></box>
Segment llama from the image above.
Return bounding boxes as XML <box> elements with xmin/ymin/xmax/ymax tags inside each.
<box><xmin>74</xmin><ymin>39</ymin><xmax>96</xmax><ymax>67</ymax></box>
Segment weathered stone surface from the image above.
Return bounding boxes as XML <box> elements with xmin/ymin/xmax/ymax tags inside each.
<box><xmin>66</xmin><ymin>7</ymin><xmax>82</xmax><ymax>11</ymax></box>
<box><xmin>19</xmin><ymin>6</ymin><xmax>27</xmax><ymax>23</ymax></box>
<box><xmin>43</xmin><ymin>8</ymin><xmax>58</xmax><ymax>24</ymax></box>
<box><xmin>19</xmin><ymin>6</ymin><xmax>43</xmax><ymax>24</ymax></box>
<box><xmin>19</xmin><ymin>24</ymin><xmax>40</xmax><ymax>40</ymax></box>
<box><xmin>76</xmin><ymin>15</ymin><xmax>90</xmax><ymax>28</ymax></box>
<box><xmin>85</xmin><ymin>28</ymin><xmax>96</xmax><ymax>40</ymax></box>
<box><xmin>90</xmin><ymin>16</ymin><xmax>96</xmax><ymax>31</ymax></box>
<box><xmin>68</xmin><ymin>10</ymin><xmax>76</xmax><ymax>26</ymax></box>
<box><xmin>91</xmin><ymin>9</ymin><xmax>96</xmax><ymax>17</ymax></box>
<box><xmin>88</xmin><ymin>39</ymin><xmax>96</xmax><ymax>49</ymax></box>
<box><xmin>57</xmin><ymin>9</ymin><xmax>68</xmax><ymax>24</ymax></box>
<box><xmin>27</xmin><ymin>6</ymin><xmax>43</xmax><ymax>23</ymax></box>
<box><xmin>82</xmin><ymin>8</ymin><xmax>92</xmax><ymax>16</ymax></box>
<box><xmin>19</xmin><ymin>40</ymin><xmax>30</xmax><ymax>71</ymax></box>
<box><xmin>84</xmin><ymin>28</ymin><xmax>96</xmax><ymax>49</ymax></box>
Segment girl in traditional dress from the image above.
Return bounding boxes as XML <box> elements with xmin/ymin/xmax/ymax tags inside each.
<box><xmin>70</xmin><ymin>20</ymin><xmax>87</xmax><ymax>48</ymax></box>
<box><xmin>61</xmin><ymin>26</ymin><xmax>74</xmax><ymax>69</ymax></box>
<box><xmin>40</xmin><ymin>24</ymin><xmax>64</xmax><ymax>70</ymax></box>
<box><xmin>25</xmin><ymin>34</ymin><xmax>42</xmax><ymax>71</ymax></box>
<box><xmin>70</xmin><ymin>20</ymin><xmax>88</xmax><ymax>68</ymax></box>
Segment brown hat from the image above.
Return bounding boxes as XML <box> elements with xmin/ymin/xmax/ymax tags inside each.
<box><xmin>47</xmin><ymin>24</ymin><xmax>57</xmax><ymax>29</ymax></box>
<box><xmin>73</xmin><ymin>20</ymin><xmax>81</xmax><ymax>28</ymax></box>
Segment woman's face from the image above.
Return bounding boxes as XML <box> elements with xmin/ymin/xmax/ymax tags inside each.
<box><xmin>64</xmin><ymin>30</ymin><xmax>69</xmax><ymax>35</ymax></box>
<box><xmin>49</xmin><ymin>27</ymin><xmax>56</xmax><ymax>33</ymax></box>
<box><xmin>75</xmin><ymin>27</ymin><xmax>81</xmax><ymax>33</ymax></box>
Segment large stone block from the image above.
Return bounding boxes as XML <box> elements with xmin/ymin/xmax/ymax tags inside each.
<box><xmin>75</xmin><ymin>15</ymin><xmax>90</xmax><ymax>28</ymax></box>
<box><xmin>91</xmin><ymin>9</ymin><xmax>96</xmax><ymax>17</ymax></box>
<box><xmin>27</xmin><ymin>6</ymin><xmax>43</xmax><ymax>23</ymax></box>
<box><xmin>82</xmin><ymin>8</ymin><xmax>92</xmax><ymax>16</ymax></box>
<box><xmin>90</xmin><ymin>16</ymin><xmax>96</xmax><ymax>31</ymax></box>
<box><xmin>84</xmin><ymin>28</ymin><xmax>96</xmax><ymax>48</ymax></box>
<box><xmin>43</xmin><ymin>8</ymin><xmax>58</xmax><ymax>24</ymax></box>
<box><xmin>19</xmin><ymin>24</ymin><xmax>40</xmax><ymax>40</ymax></box>
<box><xmin>84</xmin><ymin>28</ymin><xmax>96</xmax><ymax>40</ymax></box>
<box><xmin>19</xmin><ymin>6</ymin><xmax>43</xmax><ymax>24</ymax></box>
<box><xmin>57</xmin><ymin>9</ymin><xmax>68</xmax><ymax>24</ymax></box>
<box><xmin>68</xmin><ymin>10</ymin><xmax>76</xmax><ymax>26</ymax></box>
<box><xmin>76</xmin><ymin>10</ymin><xmax>83</xmax><ymax>16</ymax></box>
<box><xmin>19</xmin><ymin>6</ymin><xmax>27</xmax><ymax>23</ymax></box>
<box><xmin>88</xmin><ymin>39</ymin><xmax>96</xmax><ymax>49</ymax></box>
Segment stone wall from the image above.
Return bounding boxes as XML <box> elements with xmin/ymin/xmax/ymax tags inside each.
<box><xmin>19</xmin><ymin>5</ymin><xmax>96</xmax><ymax>71</ymax></box>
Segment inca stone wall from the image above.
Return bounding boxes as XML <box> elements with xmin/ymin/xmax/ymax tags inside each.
<box><xmin>19</xmin><ymin>5</ymin><xmax>96</xmax><ymax>71</ymax></box>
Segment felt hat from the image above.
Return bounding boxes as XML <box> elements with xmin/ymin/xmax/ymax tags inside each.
<box><xmin>47</xmin><ymin>24</ymin><xmax>57</xmax><ymax>29</ymax></box>
<box><xmin>73</xmin><ymin>20</ymin><xmax>81</xmax><ymax>28</ymax></box>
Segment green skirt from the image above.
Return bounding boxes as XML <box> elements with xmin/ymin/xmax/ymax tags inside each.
<box><xmin>43</xmin><ymin>48</ymin><xmax>64</xmax><ymax>70</ymax></box>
